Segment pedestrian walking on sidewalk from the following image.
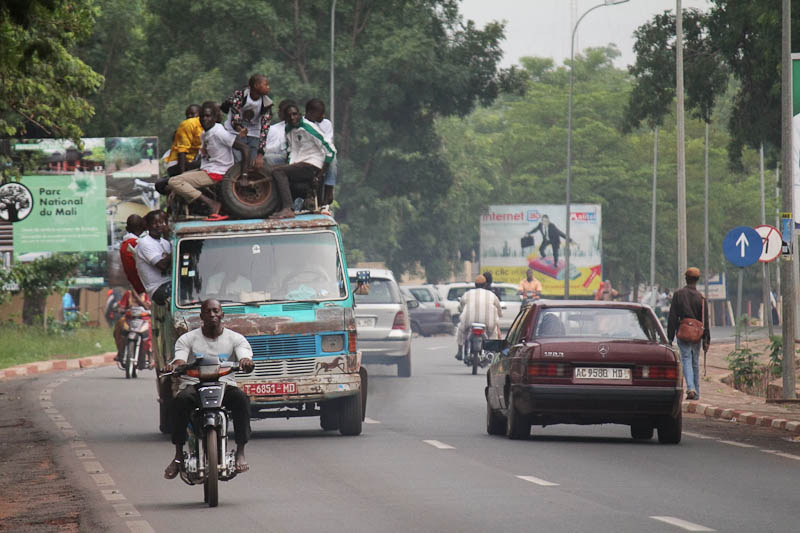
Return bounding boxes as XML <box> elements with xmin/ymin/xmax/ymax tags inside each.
<box><xmin>667</xmin><ymin>267</ymin><xmax>710</xmax><ymax>400</ymax></box>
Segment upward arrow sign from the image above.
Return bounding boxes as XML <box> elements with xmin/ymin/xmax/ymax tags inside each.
<box><xmin>736</xmin><ymin>232</ymin><xmax>749</xmax><ymax>257</ymax></box>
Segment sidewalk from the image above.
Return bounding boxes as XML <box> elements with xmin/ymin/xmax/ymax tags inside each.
<box><xmin>0</xmin><ymin>352</ymin><xmax>117</xmax><ymax>379</ymax></box>
<box><xmin>682</xmin><ymin>327</ymin><xmax>800</xmax><ymax>436</ymax></box>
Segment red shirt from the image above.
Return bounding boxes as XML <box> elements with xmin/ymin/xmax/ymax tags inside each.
<box><xmin>120</xmin><ymin>237</ymin><xmax>145</xmax><ymax>294</ymax></box>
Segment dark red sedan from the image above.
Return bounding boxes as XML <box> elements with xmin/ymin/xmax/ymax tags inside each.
<box><xmin>485</xmin><ymin>300</ymin><xmax>682</xmax><ymax>443</ymax></box>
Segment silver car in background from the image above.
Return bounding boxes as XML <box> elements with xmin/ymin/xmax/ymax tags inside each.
<box><xmin>348</xmin><ymin>268</ymin><xmax>412</xmax><ymax>377</ymax></box>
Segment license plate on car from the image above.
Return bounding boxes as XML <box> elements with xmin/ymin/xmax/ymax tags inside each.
<box><xmin>574</xmin><ymin>367</ymin><xmax>630</xmax><ymax>380</ymax></box>
<box><xmin>242</xmin><ymin>382</ymin><xmax>297</xmax><ymax>396</ymax></box>
<box><xmin>356</xmin><ymin>317</ymin><xmax>375</xmax><ymax>328</ymax></box>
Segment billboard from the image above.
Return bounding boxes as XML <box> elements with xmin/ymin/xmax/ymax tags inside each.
<box><xmin>480</xmin><ymin>204</ymin><xmax>602</xmax><ymax>297</ymax></box>
<box><xmin>2</xmin><ymin>137</ymin><xmax>160</xmax><ymax>287</ymax></box>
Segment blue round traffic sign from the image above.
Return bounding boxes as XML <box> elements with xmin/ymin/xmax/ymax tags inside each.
<box><xmin>723</xmin><ymin>226</ymin><xmax>762</xmax><ymax>267</ymax></box>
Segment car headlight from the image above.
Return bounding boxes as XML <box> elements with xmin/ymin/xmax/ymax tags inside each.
<box><xmin>321</xmin><ymin>334</ymin><xmax>345</xmax><ymax>353</ymax></box>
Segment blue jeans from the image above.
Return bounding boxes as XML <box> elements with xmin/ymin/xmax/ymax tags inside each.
<box><xmin>323</xmin><ymin>157</ymin><xmax>337</xmax><ymax>186</ymax></box>
<box><xmin>677</xmin><ymin>338</ymin><xmax>700</xmax><ymax>397</ymax></box>
<box><xmin>234</xmin><ymin>135</ymin><xmax>259</xmax><ymax>164</ymax></box>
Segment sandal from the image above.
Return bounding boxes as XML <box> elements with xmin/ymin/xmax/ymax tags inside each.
<box><xmin>164</xmin><ymin>458</ymin><xmax>182</xmax><ymax>479</ymax></box>
<box><xmin>204</xmin><ymin>214</ymin><xmax>229</xmax><ymax>221</ymax></box>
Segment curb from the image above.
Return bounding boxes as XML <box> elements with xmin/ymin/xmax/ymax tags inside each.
<box><xmin>0</xmin><ymin>353</ymin><xmax>117</xmax><ymax>380</ymax></box>
<box><xmin>683</xmin><ymin>400</ymin><xmax>800</xmax><ymax>436</ymax></box>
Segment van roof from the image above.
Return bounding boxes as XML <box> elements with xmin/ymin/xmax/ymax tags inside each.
<box><xmin>172</xmin><ymin>213</ymin><xmax>338</xmax><ymax>236</ymax></box>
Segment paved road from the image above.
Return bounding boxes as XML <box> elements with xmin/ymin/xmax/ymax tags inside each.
<box><xmin>16</xmin><ymin>335</ymin><xmax>800</xmax><ymax>532</ymax></box>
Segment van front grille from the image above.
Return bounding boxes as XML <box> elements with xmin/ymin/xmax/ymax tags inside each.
<box><xmin>238</xmin><ymin>358</ymin><xmax>318</xmax><ymax>379</ymax></box>
<box><xmin>247</xmin><ymin>334</ymin><xmax>317</xmax><ymax>359</ymax></box>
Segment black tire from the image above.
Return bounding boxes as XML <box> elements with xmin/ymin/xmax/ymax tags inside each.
<box><xmin>320</xmin><ymin>401</ymin><xmax>340</xmax><ymax>431</ymax></box>
<box><xmin>657</xmin><ymin>411</ymin><xmax>682</xmax><ymax>444</ymax></box>
<box><xmin>397</xmin><ymin>351</ymin><xmax>411</xmax><ymax>378</ymax></box>
<box><xmin>205</xmin><ymin>428</ymin><xmax>219</xmax><ymax>507</ymax></box>
<box><xmin>472</xmin><ymin>350</ymin><xmax>479</xmax><ymax>375</ymax></box>
<box><xmin>137</xmin><ymin>342</ymin><xmax>147</xmax><ymax>371</ymax></box>
<box><xmin>506</xmin><ymin>394</ymin><xmax>530</xmax><ymax>440</ymax></box>
<box><xmin>125</xmin><ymin>341</ymin><xmax>135</xmax><ymax>379</ymax></box>
<box><xmin>219</xmin><ymin>163</ymin><xmax>279</xmax><ymax>219</ymax></box>
<box><xmin>338</xmin><ymin>393</ymin><xmax>362</xmax><ymax>436</ymax></box>
<box><xmin>630</xmin><ymin>423</ymin><xmax>654</xmax><ymax>440</ymax></box>
<box><xmin>486</xmin><ymin>401</ymin><xmax>506</xmax><ymax>435</ymax></box>
<box><xmin>410</xmin><ymin>321</ymin><xmax>421</xmax><ymax>335</ymax></box>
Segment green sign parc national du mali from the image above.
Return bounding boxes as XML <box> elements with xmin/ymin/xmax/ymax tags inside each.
<box><xmin>13</xmin><ymin>174</ymin><xmax>107</xmax><ymax>255</ymax></box>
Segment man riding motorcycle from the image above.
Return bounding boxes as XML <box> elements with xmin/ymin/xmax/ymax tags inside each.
<box><xmin>163</xmin><ymin>299</ymin><xmax>255</xmax><ymax>479</ymax></box>
<box><xmin>455</xmin><ymin>275</ymin><xmax>502</xmax><ymax>361</ymax></box>
<box><xmin>517</xmin><ymin>268</ymin><xmax>542</xmax><ymax>305</ymax></box>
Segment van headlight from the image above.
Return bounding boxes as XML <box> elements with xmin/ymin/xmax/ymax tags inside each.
<box><xmin>321</xmin><ymin>334</ymin><xmax>345</xmax><ymax>353</ymax></box>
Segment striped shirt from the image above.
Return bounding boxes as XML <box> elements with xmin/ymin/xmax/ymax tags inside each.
<box><xmin>459</xmin><ymin>288</ymin><xmax>503</xmax><ymax>337</ymax></box>
<box><xmin>286</xmin><ymin>117</ymin><xmax>336</xmax><ymax>168</ymax></box>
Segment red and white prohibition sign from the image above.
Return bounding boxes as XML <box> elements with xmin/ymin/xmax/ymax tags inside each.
<box><xmin>754</xmin><ymin>224</ymin><xmax>781</xmax><ymax>263</ymax></box>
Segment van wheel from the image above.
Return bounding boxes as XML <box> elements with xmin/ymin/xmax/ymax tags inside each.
<box><xmin>486</xmin><ymin>401</ymin><xmax>506</xmax><ymax>435</ymax></box>
<box><xmin>338</xmin><ymin>393</ymin><xmax>362</xmax><ymax>436</ymax></box>
<box><xmin>397</xmin><ymin>351</ymin><xmax>411</xmax><ymax>377</ymax></box>
<box><xmin>220</xmin><ymin>164</ymin><xmax>279</xmax><ymax>218</ymax></box>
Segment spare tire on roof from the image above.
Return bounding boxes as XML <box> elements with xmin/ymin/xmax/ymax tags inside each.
<box><xmin>219</xmin><ymin>163</ymin><xmax>279</xmax><ymax>219</ymax></box>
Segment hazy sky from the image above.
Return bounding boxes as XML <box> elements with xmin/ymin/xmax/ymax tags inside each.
<box><xmin>459</xmin><ymin>0</ymin><xmax>711</xmax><ymax>69</ymax></box>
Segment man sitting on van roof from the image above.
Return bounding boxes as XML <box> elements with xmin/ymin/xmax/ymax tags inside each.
<box><xmin>268</xmin><ymin>103</ymin><xmax>336</xmax><ymax>219</ymax></box>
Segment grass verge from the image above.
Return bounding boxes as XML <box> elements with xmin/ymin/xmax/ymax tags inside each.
<box><xmin>0</xmin><ymin>323</ymin><xmax>117</xmax><ymax>369</ymax></box>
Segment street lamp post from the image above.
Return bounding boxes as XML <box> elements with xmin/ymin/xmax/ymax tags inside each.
<box><xmin>564</xmin><ymin>0</ymin><xmax>629</xmax><ymax>299</ymax></box>
<box><xmin>330</xmin><ymin>0</ymin><xmax>337</xmax><ymax>129</ymax></box>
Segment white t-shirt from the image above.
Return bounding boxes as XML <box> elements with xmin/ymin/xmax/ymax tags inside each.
<box><xmin>317</xmin><ymin>118</ymin><xmax>333</xmax><ymax>142</ymax></box>
<box><xmin>224</xmin><ymin>91</ymin><xmax>263</xmax><ymax>139</ymax></box>
<box><xmin>172</xmin><ymin>327</ymin><xmax>254</xmax><ymax>388</ymax></box>
<box><xmin>264</xmin><ymin>120</ymin><xmax>286</xmax><ymax>157</ymax></box>
<box><xmin>201</xmin><ymin>123</ymin><xmax>237</xmax><ymax>176</ymax></box>
<box><xmin>134</xmin><ymin>234</ymin><xmax>171</xmax><ymax>297</ymax></box>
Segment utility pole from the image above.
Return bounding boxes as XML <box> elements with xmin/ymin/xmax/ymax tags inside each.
<box><xmin>650</xmin><ymin>127</ymin><xmax>658</xmax><ymax>309</ymax></box>
<box><xmin>780</xmin><ymin>0</ymin><xmax>796</xmax><ymax>399</ymax></box>
<box><xmin>761</xmin><ymin>144</ymin><xmax>774</xmax><ymax>336</ymax></box>
<box><xmin>329</xmin><ymin>0</ymin><xmax>337</xmax><ymax>128</ymax></box>
<box><xmin>676</xmin><ymin>0</ymin><xmax>688</xmax><ymax>286</ymax></box>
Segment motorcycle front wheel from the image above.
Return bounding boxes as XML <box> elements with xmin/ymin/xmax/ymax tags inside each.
<box><xmin>205</xmin><ymin>427</ymin><xmax>219</xmax><ymax>507</ymax></box>
<box><xmin>125</xmin><ymin>341</ymin><xmax>136</xmax><ymax>379</ymax></box>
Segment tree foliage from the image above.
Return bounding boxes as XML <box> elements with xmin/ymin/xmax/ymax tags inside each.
<box><xmin>2</xmin><ymin>254</ymin><xmax>80</xmax><ymax>325</ymax></box>
<box><xmin>0</xmin><ymin>0</ymin><xmax>103</xmax><ymax>141</ymax></box>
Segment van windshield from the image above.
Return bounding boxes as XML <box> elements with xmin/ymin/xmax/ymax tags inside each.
<box><xmin>177</xmin><ymin>231</ymin><xmax>347</xmax><ymax>307</ymax></box>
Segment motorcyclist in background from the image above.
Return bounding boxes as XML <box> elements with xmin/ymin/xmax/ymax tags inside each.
<box><xmin>455</xmin><ymin>275</ymin><xmax>502</xmax><ymax>361</ymax></box>
<box><xmin>517</xmin><ymin>268</ymin><xmax>542</xmax><ymax>305</ymax></box>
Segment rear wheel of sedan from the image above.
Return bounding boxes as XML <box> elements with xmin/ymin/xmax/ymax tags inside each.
<box><xmin>505</xmin><ymin>394</ymin><xmax>530</xmax><ymax>440</ymax></box>
<box><xmin>657</xmin><ymin>411</ymin><xmax>682</xmax><ymax>444</ymax></box>
<box><xmin>486</xmin><ymin>401</ymin><xmax>506</xmax><ymax>435</ymax></box>
<box><xmin>397</xmin><ymin>351</ymin><xmax>412</xmax><ymax>378</ymax></box>
<box><xmin>630</xmin><ymin>423</ymin><xmax>654</xmax><ymax>440</ymax></box>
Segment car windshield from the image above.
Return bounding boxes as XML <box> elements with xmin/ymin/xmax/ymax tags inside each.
<box><xmin>534</xmin><ymin>307</ymin><xmax>664</xmax><ymax>342</ymax></box>
<box><xmin>447</xmin><ymin>287</ymin><xmax>469</xmax><ymax>301</ymax></box>
<box><xmin>495</xmin><ymin>286</ymin><xmax>519</xmax><ymax>302</ymax></box>
<box><xmin>177</xmin><ymin>231</ymin><xmax>346</xmax><ymax>307</ymax></box>
<box><xmin>409</xmin><ymin>288</ymin><xmax>433</xmax><ymax>302</ymax></box>
<box><xmin>350</xmin><ymin>278</ymin><xmax>401</xmax><ymax>304</ymax></box>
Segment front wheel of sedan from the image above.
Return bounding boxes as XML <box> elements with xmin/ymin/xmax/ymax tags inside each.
<box><xmin>505</xmin><ymin>394</ymin><xmax>530</xmax><ymax>440</ymax></box>
<box><xmin>657</xmin><ymin>411</ymin><xmax>682</xmax><ymax>444</ymax></box>
<box><xmin>486</xmin><ymin>401</ymin><xmax>506</xmax><ymax>435</ymax></box>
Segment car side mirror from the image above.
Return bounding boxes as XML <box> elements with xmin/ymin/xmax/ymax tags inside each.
<box><xmin>406</xmin><ymin>299</ymin><xmax>420</xmax><ymax>309</ymax></box>
<box><xmin>484</xmin><ymin>339</ymin><xmax>506</xmax><ymax>353</ymax></box>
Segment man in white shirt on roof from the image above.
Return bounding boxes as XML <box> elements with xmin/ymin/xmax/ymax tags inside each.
<box><xmin>221</xmin><ymin>74</ymin><xmax>273</xmax><ymax>169</ymax></box>
<box><xmin>135</xmin><ymin>210</ymin><xmax>172</xmax><ymax>305</ymax></box>
<box><xmin>264</xmin><ymin>99</ymin><xmax>296</xmax><ymax>167</ymax></box>
<box><xmin>455</xmin><ymin>275</ymin><xmax>503</xmax><ymax>360</ymax></box>
<box><xmin>304</xmin><ymin>98</ymin><xmax>337</xmax><ymax>206</ymax></box>
<box><xmin>168</xmin><ymin>101</ymin><xmax>251</xmax><ymax>216</ymax></box>
<box><xmin>268</xmin><ymin>102</ymin><xmax>336</xmax><ymax>219</ymax></box>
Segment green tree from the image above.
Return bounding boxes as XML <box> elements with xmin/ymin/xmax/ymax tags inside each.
<box><xmin>0</xmin><ymin>0</ymin><xmax>103</xmax><ymax>142</ymax></box>
<box><xmin>5</xmin><ymin>254</ymin><xmax>80</xmax><ymax>325</ymax></box>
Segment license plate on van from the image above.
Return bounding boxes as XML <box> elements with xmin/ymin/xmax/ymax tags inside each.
<box><xmin>356</xmin><ymin>317</ymin><xmax>376</xmax><ymax>328</ymax></box>
<box><xmin>242</xmin><ymin>382</ymin><xmax>297</xmax><ymax>396</ymax></box>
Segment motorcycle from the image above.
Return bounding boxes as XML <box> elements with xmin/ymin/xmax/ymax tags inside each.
<box><xmin>168</xmin><ymin>356</ymin><xmax>241</xmax><ymax>507</ymax></box>
<box><xmin>463</xmin><ymin>322</ymin><xmax>491</xmax><ymax>375</ymax></box>
<box><xmin>521</xmin><ymin>289</ymin><xmax>540</xmax><ymax>308</ymax></box>
<box><xmin>119</xmin><ymin>305</ymin><xmax>151</xmax><ymax>379</ymax></box>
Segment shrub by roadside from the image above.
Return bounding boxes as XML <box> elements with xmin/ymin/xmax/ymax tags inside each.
<box><xmin>0</xmin><ymin>323</ymin><xmax>116</xmax><ymax>370</ymax></box>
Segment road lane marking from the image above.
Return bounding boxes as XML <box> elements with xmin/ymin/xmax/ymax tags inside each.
<box><xmin>113</xmin><ymin>503</ymin><xmax>140</xmax><ymax>518</ymax></box>
<box><xmin>423</xmin><ymin>440</ymin><xmax>455</xmax><ymax>449</ymax></box>
<box><xmin>516</xmin><ymin>475</ymin><xmax>559</xmax><ymax>487</ymax></box>
<box><xmin>682</xmin><ymin>431</ymin><xmax>715</xmax><ymax>439</ymax></box>
<box><xmin>762</xmin><ymin>449</ymin><xmax>800</xmax><ymax>461</ymax></box>
<box><xmin>127</xmin><ymin>520</ymin><xmax>156</xmax><ymax>533</ymax></box>
<box><xmin>364</xmin><ymin>417</ymin><xmax>381</xmax><ymax>424</ymax></box>
<box><xmin>101</xmin><ymin>489</ymin><xmax>126</xmax><ymax>501</ymax></box>
<box><xmin>650</xmin><ymin>516</ymin><xmax>715</xmax><ymax>531</ymax></box>
<box><xmin>719</xmin><ymin>440</ymin><xmax>756</xmax><ymax>448</ymax></box>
